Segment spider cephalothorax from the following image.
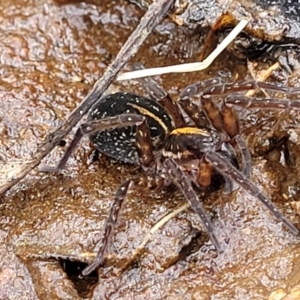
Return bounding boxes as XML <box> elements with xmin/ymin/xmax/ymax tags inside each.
<box><xmin>43</xmin><ymin>70</ymin><xmax>300</xmax><ymax>276</ymax></box>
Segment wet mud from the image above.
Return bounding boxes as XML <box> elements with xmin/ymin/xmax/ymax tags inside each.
<box><xmin>1</xmin><ymin>0</ymin><xmax>300</xmax><ymax>299</ymax></box>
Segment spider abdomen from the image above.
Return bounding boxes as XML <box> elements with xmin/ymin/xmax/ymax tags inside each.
<box><xmin>88</xmin><ymin>92</ymin><xmax>174</xmax><ymax>164</ymax></box>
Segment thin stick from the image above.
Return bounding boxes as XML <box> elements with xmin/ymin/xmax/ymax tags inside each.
<box><xmin>0</xmin><ymin>0</ymin><xmax>175</xmax><ymax>194</ymax></box>
<box><xmin>118</xmin><ymin>202</ymin><xmax>190</xmax><ymax>273</ymax></box>
<box><xmin>117</xmin><ymin>19</ymin><xmax>249</xmax><ymax>81</ymax></box>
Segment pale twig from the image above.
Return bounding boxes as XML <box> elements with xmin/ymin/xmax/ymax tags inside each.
<box><xmin>117</xmin><ymin>19</ymin><xmax>249</xmax><ymax>81</ymax></box>
<box><xmin>118</xmin><ymin>202</ymin><xmax>190</xmax><ymax>273</ymax></box>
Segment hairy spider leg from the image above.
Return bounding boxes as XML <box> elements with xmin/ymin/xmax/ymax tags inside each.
<box><xmin>133</xmin><ymin>62</ymin><xmax>186</xmax><ymax>128</ymax></box>
<box><xmin>204</xmin><ymin>151</ymin><xmax>299</xmax><ymax>235</ymax></box>
<box><xmin>180</xmin><ymin>78</ymin><xmax>224</xmax><ymax>100</ymax></box>
<box><xmin>234</xmin><ymin>135</ymin><xmax>251</xmax><ymax>178</ymax></box>
<box><xmin>179</xmin><ymin>78</ymin><xmax>224</xmax><ymax>131</ymax></box>
<box><xmin>164</xmin><ymin>158</ymin><xmax>222</xmax><ymax>252</ymax></box>
<box><xmin>82</xmin><ymin>179</ymin><xmax>134</xmax><ymax>276</ymax></box>
<box><xmin>179</xmin><ymin>79</ymin><xmax>300</xmax><ymax>187</ymax></box>
<box><xmin>82</xmin><ymin>116</ymin><xmax>166</xmax><ymax>276</ymax></box>
<box><xmin>178</xmin><ymin>97</ymin><xmax>210</xmax><ymax>128</ymax></box>
<box><xmin>40</xmin><ymin>114</ymin><xmax>146</xmax><ymax>172</ymax></box>
<box><xmin>194</xmin><ymin>80</ymin><xmax>300</xmax><ymax>111</ymax></box>
<box><xmin>204</xmin><ymin>81</ymin><xmax>300</xmax><ymax>96</ymax></box>
<box><xmin>135</xmin><ymin>118</ymin><xmax>154</xmax><ymax>167</ymax></box>
<box><xmin>197</xmin><ymin>158</ymin><xmax>213</xmax><ymax>187</ymax></box>
<box><xmin>225</xmin><ymin>94</ymin><xmax>300</xmax><ymax>110</ymax></box>
<box><xmin>133</xmin><ymin>62</ymin><xmax>168</xmax><ymax>100</ymax></box>
<box><xmin>199</xmin><ymin>80</ymin><xmax>300</xmax><ymax>176</ymax></box>
<box><xmin>181</xmin><ymin>98</ymin><xmax>251</xmax><ymax>179</ymax></box>
<box><xmin>81</xmin><ymin>172</ymin><xmax>168</xmax><ymax>277</ymax></box>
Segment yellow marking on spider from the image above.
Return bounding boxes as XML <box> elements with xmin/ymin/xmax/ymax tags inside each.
<box><xmin>171</xmin><ymin>127</ymin><xmax>210</xmax><ymax>136</ymax></box>
<box><xmin>128</xmin><ymin>103</ymin><xmax>169</xmax><ymax>133</ymax></box>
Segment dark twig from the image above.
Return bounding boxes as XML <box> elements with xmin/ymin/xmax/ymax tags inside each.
<box><xmin>0</xmin><ymin>0</ymin><xmax>175</xmax><ymax>194</ymax></box>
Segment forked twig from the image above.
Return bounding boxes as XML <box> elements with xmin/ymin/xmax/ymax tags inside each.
<box><xmin>0</xmin><ymin>0</ymin><xmax>175</xmax><ymax>194</ymax></box>
<box><xmin>117</xmin><ymin>19</ymin><xmax>249</xmax><ymax>81</ymax></box>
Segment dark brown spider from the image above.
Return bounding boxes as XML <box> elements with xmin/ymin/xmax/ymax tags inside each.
<box><xmin>42</xmin><ymin>66</ymin><xmax>300</xmax><ymax>276</ymax></box>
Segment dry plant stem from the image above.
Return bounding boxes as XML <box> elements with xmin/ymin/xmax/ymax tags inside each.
<box><xmin>0</xmin><ymin>0</ymin><xmax>175</xmax><ymax>194</ymax></box>
<box><xmin>118</xmin><ymin>202</ymin><xmax>190</xmax><ymax>274</ymax></box>
<box><xmin>117</xmin><ymin>19</ymin><xmax>249</xmax><ymax>80</ymax></box>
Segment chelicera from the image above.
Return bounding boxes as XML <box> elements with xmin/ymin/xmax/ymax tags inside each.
<box><xmin>43</xmin><ymin>69</ymin><xmax>300</xmax><ymax>276</ymax></box>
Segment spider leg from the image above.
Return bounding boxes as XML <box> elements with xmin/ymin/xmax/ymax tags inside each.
<box><xmin>218</xmin><ymin>98</ymin><xmax>251</xmax><ymax>178</ymax></box>
<box><xmin>180</xmin><ymin>78</ymin><xmax>223</xmax><ymax>100</ymax></box>
<box><xmin>220</xmin><ymin>100</ymin><xmax>239</xmax><ymax>138</ymax></box>
<box><xmin>225</xmin><ymin>94</ymin><xmax>300</xmax><ymax>110</ymax></box>
<box><xmin>82</xmin><ymin>179</ymin><xmax>134</xmax><ymax>276</ymax></box>
<box><xmin>178</xmin><ymin>98</ymin><xmax>210</xmax><ymax>128</ymax></box>
<box><xmin>234</xmin><ymin>134</ymin><xmax>252</xmax><ymax>178</ymax></box>
<box><xmin>40</xmin><ymin>114</ymin><xmax>145</xmax><ymax>172</ymax></box>
<box><xmin>134</xmin><ymin>114</ymin><xmax>169</xmax><ymax>187</ymax></box>
<box><xmin>133</xmin><ymin>62</ymin><xmax>168</xmax><ymax>100</ymax></box>
<box><xmin>180</xmin><ymin>79</ymin><xmax>225</xmax><ymax>131</ymax></box>
<box><xmin>135</xmin><ymin>118</ymin><xmax>154</xmax><ymax>167</ymax></box>
<box><xmin>223</xmin><ymin>175</ymin><xmax>235</xmax><ymax>194</ymax></box>
<box><xmin>181</xmin><ymin>79</ymin><xmax>239</xmax><ymax>138</ymax></box>
<box><xmin>133</xmin><ymin>62</ymin><xmax>186</xmax><ymax>127</ymax></box>
<box><xmin>181</xmin><ymin>79</ymin><xmax>300</xmax><ymax>135</ymax></box>
<box><xmin>201</xmin><ymin>80</ymin><xmax>300</xmax><ymax>97</ymax></box>
<box><xmin>181</xmin><ymin>82</ymin><xmax>251</xmax><ymax>178</ymax></box>
<box><xmin>164</xmin><ymin>158</ymin><xmax>222</xmax><ymax>252</ymax></box>
<box><xmin>204</xmin><ymin>151</ymin><xmax>299</xmax><ymax>235</ymax></box>
<box><xmin>83</xmin><ymin>170</ymin><xmax>179</xmax><ymax>276</ymax></box>
<box><xmin>199</xmin><ymin>81</ymin><xmax>300</xmax><ymax>123</ymax></box>
<box><xmin>40</xmin><ymin>128</ymin><xmax>85</xmax><ymax>173</ymax></box>
<box><xmin>181</xmin><ymin>80</ymin><xmax>300</xmax><ymax>106</ymax></box>
<box><xmin>82</xmin><ymin>115</ymin><xmax>163</xmax><ymax>276</ymax></box>
<box><xmin>197</xmin><ymin>158</ymin><xmax>212</xmax><ymax>187</ymax></box>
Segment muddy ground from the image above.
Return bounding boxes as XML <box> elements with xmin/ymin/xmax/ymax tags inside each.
<box><xmin>1</xmin><ymin>0</ymin><xmax>300</xmax><ymax>299</ymax></box>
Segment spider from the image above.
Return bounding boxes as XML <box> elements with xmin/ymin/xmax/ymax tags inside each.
<box><xmin>42</xmin><ymin>67</ymin><xmax>300</xmax><ymax>276</ymax></box>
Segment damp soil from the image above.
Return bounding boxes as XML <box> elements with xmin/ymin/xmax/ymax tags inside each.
<box><xmin>1</xmin><ymin>0</ymin><xmax>300</xmax><ymax>299</ymax></box>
